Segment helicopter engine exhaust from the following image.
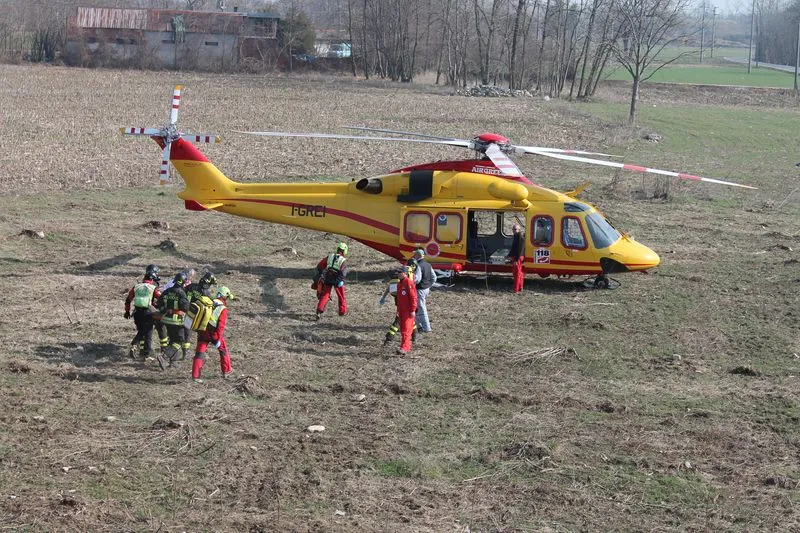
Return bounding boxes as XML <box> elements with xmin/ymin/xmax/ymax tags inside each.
<box><xmin>356</xmin><ymin>178</ymin><xmax>383</xmax><ymax>194</ymax></box>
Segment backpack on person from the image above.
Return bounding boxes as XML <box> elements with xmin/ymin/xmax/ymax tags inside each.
<box><xmin>186</xmin><ymin>295</ymin><xmax>214</xmax><ymax>332</ymax></box>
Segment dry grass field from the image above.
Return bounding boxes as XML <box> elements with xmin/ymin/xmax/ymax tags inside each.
<box><xmin>1</xmin><ymin>64</ymin><xmax>799</xmax><ymax>531</ymax></box>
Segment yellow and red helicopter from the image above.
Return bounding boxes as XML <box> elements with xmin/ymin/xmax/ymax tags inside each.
<box><xmin>122</xmin><ymin>86</ymin><xmax>755</xmax><ymax>288</ymax></box>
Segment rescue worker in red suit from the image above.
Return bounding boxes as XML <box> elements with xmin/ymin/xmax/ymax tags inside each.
<box><xmin>192</xmin><ymin>286</ymin><xmax>234</xmax><ymax>382</ymax></box>
<box><xmin>395</xmin><ymin>265</ymin><xmax>418</xmax><ymax>355</ymax></box>
<box><xmin>124</xmin><ymin>264</ymin><xmax>164</xmax><ymax>359</ymax></box>
<box><xmin>507</xmin><ymin>223</ymin><xmax>524</xmax><ymax>293</ymax></box>
<box><xmin>314</xmin><ymin>242</ymin><xmax>349</xmax><ymax>320</ymax></box>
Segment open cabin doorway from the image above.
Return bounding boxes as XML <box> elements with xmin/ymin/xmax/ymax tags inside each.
<box><xmin>466</xmin><ymin>210</ymin><xmax>525</xmax><ymax>264</ymax></box>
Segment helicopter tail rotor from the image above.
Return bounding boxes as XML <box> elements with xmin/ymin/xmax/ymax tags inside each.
<box><xmin>121</xmin><ymin>85</ymin><xmax>220</xmax><ymax>185</ymax></box>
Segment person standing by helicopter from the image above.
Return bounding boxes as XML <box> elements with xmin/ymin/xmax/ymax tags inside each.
<box><xmin>394</xmin><ymin>264</ymin><xmax>418</xmax><ymax>355</ymax></box>
<box><xmin>408</xmin><ymin>248</ymin><xmax>436</xmax><ymax>333</ymax></box>
<box><xmin>507</xmin><ymin>223</ymin><xmax>524</xmax><ymax>293</ymax></box>
<box><xmin>314</xmin><ymin>242</ymin><xmax>349</xmax><ymax>320</ymax></box>
<box><xmin>379</xmin><ymin>265</ymin><xmax>418</xmax><ymax>346</ymax></box>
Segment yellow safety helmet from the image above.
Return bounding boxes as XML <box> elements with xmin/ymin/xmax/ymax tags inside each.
<box><xmin>216</xmin><ymin>286</ymin><xmax>234</xmax><ymax>300</ymax></box>
<box><xmin>337</xmin><ymin>242</ymin><xmax>349</xmax><ymax>256</ymax></box>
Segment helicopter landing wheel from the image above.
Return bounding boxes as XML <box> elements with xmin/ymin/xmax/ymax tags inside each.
<box><xmin>582</xmin><ymin>274</ymin><xmax>620</xmax><ymax>290</ymax></box>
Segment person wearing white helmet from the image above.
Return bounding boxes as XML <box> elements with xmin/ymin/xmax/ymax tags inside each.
<box><xmin>313</xmin><ymin>241</ymin><xmax>349</xmax><ymax>320</ymax></box>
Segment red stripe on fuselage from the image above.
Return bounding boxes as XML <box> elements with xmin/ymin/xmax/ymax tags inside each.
<box><xmin>217</xmin><ymin>198</ymin><xmax>400</xmax><ymax>235</ymax></box>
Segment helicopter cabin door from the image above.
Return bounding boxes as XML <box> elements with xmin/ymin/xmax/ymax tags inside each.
<box><xmin>466</xmin><ymin>210</ymin><xmax>526</xmax><ymax>264</ymax></box>
<box><xmin>400</xmin><ymin>207</ymin><xmax>467</xmax><ymax>263</ymax></box>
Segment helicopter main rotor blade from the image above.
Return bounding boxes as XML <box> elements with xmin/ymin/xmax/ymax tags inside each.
<box><xmin>528</xmin><ymin>149</ymin><xmax>757</xmax><ymax>189</ymax></box>
<box><xmin>512</xmin><ymin>144</ymin><xmax>620</xmax><ymax>158</ymax></box>
<box><xmin>342</xmin><ymin>126</ymin><xmax>463</xmax><ymax>142</ymax></box>
<box><xmin>485</xmin><ymin>144</ymin><xmax>524</xmax><ymax>177</ymax></box>
<box><xmin>236</xmin><ymin>130</ymin><xmax>471</xmax><ymax>149</ymax></box>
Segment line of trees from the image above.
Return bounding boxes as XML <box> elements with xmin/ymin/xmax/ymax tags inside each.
<box><xmin>3</xmin><ymin>0</ymin><xmax>800</xmax><ymax>123</ymax></box>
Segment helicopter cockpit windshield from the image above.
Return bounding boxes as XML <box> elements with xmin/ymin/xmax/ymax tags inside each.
<box><xmin>584</xmin><ymin>212</ymin><xmax>621</xmax><ymax>249</ymax></box>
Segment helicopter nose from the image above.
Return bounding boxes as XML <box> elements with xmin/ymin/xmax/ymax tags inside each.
<box><xmin>604</xmin><ymin>239</ymin><xmax>660</xmax><ymax>273</ymax></box>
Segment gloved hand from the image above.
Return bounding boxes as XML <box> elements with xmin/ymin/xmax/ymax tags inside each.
<box><xmin>379</xmin><ymin>296</ymin><xmax>386</xmax><ymax>306</ymax></box>
<box><xmin>336</xmin><ymin>280</ymin><xmax>344</xmax><ymax>288</ymax></box>
<box><xmin>124</xmin><ymin>311</ymin><xmax>131</xmax><ymax>319</ymax></box>
<box><xmin>214</xmin><ymin>341</ymin><xmax>221</xmax><ymax>349</ymax></box>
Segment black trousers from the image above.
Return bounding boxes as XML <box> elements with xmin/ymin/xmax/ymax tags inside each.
<box><xmin>132</xmin><ymin>308</ymin><xmax>156</xmax><ymax>356</ymax></box>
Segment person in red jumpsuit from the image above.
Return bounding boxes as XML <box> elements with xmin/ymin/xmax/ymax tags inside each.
<box><xmin>395</xmin><ymin>265</ymin><xmax>418</xmax><ymax>355</ymax></box>
<box><xmin>314</xmin><ymin>242</ymin><xmax>349</xmax><ymax>320</ymax></box>
<box><xmin>507</xmin><ymin>223</ymin><xmax>524</xmax><ymax>293</ymax></box>
<box><xmin>192</xmin><ymin>286</ymin><xmax>234</xmax><ymax>382</ymax></box>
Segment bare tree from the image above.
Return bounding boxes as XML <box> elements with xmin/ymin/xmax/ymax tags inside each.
<box><xmin>611</xmin><ymin>0</ymin><xmax>693</xmax><ymax>123</ymax></box>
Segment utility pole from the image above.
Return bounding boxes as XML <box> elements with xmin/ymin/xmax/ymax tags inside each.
<box><xmin>748</xmin><ymin>0</ymin><xmax>755</xmax><ymax>73</ymax></box>
<box><xmin>700</xmin><ymin>3</ymin><xmax>706</xmax><ymax>63</ymax></box>
<box><xmin>794</xmin><ymin>20</ymin><xmax>799</xmax><ymax>94</ymax></box>
<box><xmin>711</xmin><ymin>6</ymin><xmax>717</xmax><ymax>59</ymax></box>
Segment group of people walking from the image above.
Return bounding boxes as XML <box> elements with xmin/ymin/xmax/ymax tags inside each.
<box><xmin>124</xmin><ymin>265</ymin><xmax>234</xmax><ymax>382</ymax></box>
<box><xmin>313</xmin><ymin>242</ymin><xmax>437</xmax><ymax>355</ymax></box>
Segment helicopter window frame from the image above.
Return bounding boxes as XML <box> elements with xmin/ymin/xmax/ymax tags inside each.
<box><xmin>403</xmin><ymin>211</ymin><xmax>432</xmax><ymax>243</ymax></box>
<box><xmin>561</xmin><ymin>216</ymin><xmax>588</xmax><ymax>250</ymax></box>
<box><xmin>531</xmin><ymin>215</ymin><xmax>554</xmax><ymax>247</ymax></box>
<box><xmin>434</xmin><ymin>212</ymin><xmax>463</xmax><ymax>244</ymax></box>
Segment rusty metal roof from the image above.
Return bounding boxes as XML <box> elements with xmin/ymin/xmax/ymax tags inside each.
<box><xmin>73</xmin><ymin>7</ymin><xmax>255</xmax><ymax>34</ymax></box>
<box><xmin>76</xmin><ymin>7</ymin><xmax>147</xmax><ymax>30</ymax></box>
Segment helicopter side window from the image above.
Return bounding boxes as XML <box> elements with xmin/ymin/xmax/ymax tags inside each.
<box><xmin>435</xmin><ymin>212</ymin><xmax>462</xmax><ymax>244</ymax></box>
<box><xmin>561</xmin><ymin>217</ymin><xmax>587</xmax><ymax>250</ymax></box>
<box><xmin>404</xmin><ymin>211</ymin><xmax>432</xmax><ymax>243</ymax></box>
<box><xmin>531</xmin><ymin>216</ymin><xmax>554</xmax><ymax>246</ymax></box>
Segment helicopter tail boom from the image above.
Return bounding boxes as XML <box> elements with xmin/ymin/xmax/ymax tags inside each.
<box><xmin>168</xmin><ymin>137</ymin><xmax>237</xmax><ymax>207</ymax></box>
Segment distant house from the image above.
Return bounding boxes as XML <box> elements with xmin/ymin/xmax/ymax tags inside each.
<box><xmin>65</xmin><ymin>7</ymin><xmax>279</xmax><ymax>70</ymax></box>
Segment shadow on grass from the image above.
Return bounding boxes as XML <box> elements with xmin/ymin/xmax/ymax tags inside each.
<box><xmin>34</xmin><ymin>342</ymin><xmax>126</xmax><ymax>367</ymax></box>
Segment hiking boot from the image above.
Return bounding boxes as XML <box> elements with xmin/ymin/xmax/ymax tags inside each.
<box><xmin>315</xmin><ymin>311</ymin><xmax>322</xmax><ymax>321</ymax></box>
<box><xmin>395</xmin><ymin>348</ymin><xmax>408</xmax><ymax>356</ymax></box>
<box><xmin>383</xmin><ymin>336</ymin><xmax>392</xmax><ymax>346</ymax></box>
<box><xmin>155</xmin><ymin>352</ymin><xmax>166</xmax><ymax>371</ymax></box>
<box><xmin>222</xmin><ymin>372</ymin><xmax>232</xmax><ymax>380</ymax></box>
<box><xmin>193</xmin><ymin>378</ymin><xmax>204</xmax><ymax>384</ymax></box>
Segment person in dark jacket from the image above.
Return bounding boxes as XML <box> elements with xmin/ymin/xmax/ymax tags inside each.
<box><xmin>314</xmin><ymin>242</ymin><xmax>349</xmax><ymax>320</ymax></box>
<box><xmin>158</xmin><ymin>272</ymin><xmax>191</xmax><ymax>369</ymax></box>
<box><xmin>507</xmin><ymin>223</ymin><xmax>524</xmax><ymax>293</ymax></box>
<box><xmin>124</xmin><ymin>267</ymin><xmax>162</xmax><ymax>360</ymax></box>
<box><xmin>408</xmin><ymin>248</ymin><xmax>436</xmax><ymax>333</ymax></box>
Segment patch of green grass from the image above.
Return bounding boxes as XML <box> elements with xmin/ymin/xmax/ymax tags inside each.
<box><xmin>371</xmin><ymin>457</ymin><xmax>420</xmax><ymax>478</ymax></box>
<box><xmin>644</xmin><ymin>473</ymin><xmax>715</xmax><ymax>505</ymax></box>
<box><xmin>602</xmin><ymin>63</ymin><xmax>795</xmax><ymax>87</ymax></box>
